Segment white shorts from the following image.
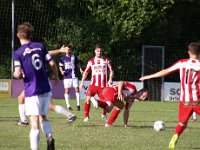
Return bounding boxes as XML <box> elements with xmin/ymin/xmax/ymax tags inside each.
<box><xmin>63</xmin><ymin>78</ymin><xmax>79</xmax><ymax>88</ymax></box>
<box><xmin>25</xmin><ymin>92</ymin><xmax>51</xmax><ymax>116</ymax></box>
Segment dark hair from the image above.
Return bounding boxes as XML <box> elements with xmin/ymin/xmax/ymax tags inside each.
<box><xmin>17</xmin><ymin>22</ymin><xmax>34</xmax><ymax>40</ymax></box>
<box><xmin>95</xmin><ymin>43</ymin><xmax>103</xmax><ymax>49</ymax></box>
<box><xmin>188</xmin><ymin>42</ymin><xmax>200</xmax><ymax>55</ymax></box>
<box><xmin>65</xmin><ymin>44</ymin><xmax>72</xmax><ymax>49</ymax></box>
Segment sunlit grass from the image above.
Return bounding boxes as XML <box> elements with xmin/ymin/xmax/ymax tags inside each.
<box><xmin>0</xmin><ymin>99</ymin><xmax>199</xmax><ymax>150</ymax></box>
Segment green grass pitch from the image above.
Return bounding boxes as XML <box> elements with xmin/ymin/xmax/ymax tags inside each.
<box><xmin>0</xmin><ymin>98</ymin><xmax>199</xmax><ymax>150</ymax></box>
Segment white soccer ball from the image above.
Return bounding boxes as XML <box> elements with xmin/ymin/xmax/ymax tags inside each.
<box><xmin>153</xmin><ymin>120</ymin><xmax>165</xmax><ymax>131</ymax></box>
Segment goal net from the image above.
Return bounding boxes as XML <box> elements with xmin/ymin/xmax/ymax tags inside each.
<box><xmin>142</xmin><ymin>45</ymin><xmax>165</xmax><ymax>101</ymax></box>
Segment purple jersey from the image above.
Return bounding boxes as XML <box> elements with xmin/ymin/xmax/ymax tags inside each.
<box><xmin>13</xmin><ymin>42</ymin><xmax>52</xmax><ymax>96</ymax></box>
<box><xmin>59</xmin><ymin>54</ymin><xmax>79</xmax><ymax>79</ymax></box>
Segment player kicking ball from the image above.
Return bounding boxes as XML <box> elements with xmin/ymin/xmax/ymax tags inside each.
<box><xmin>140</xmin><ymin>42</ymin><xmax>200</xmax><ymax>149</ymax></box>
<box><xmin>90</xmin><ymin>81</ymin><xmax>148</xmax><ymax>127</ymax></box>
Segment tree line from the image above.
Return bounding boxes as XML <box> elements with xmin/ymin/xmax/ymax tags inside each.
<box><xmin>1</xmin><ymin>0</ymin><xmax>200</xmax><ymax>81</ymax></box>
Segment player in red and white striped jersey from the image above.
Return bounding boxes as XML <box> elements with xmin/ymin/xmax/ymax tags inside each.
<box><xmin>79</xmin><ymin>44</ymin><xmax>114</xmax><ymax>122</ymax></box>
<box><xmin>90</xmin><ymin>81</ymin><xmax>148</xmax><ymax>127</ymax></box>
<box><xmin>140</xmin><ymin>42</ymin><xmax>200</xmax><ymax>149</ymax></box>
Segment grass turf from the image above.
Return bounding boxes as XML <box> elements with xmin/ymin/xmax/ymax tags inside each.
<box><xmin>0</xmin><ymin>99</ymin><xmax>199</xmax><ymax>150</ymax></box>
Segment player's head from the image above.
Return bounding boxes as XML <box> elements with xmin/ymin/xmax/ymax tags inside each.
<box><xmin>65</xmin><ymin>44</ymin><xmax>72</xmax><ymax>54</ymax></box>
<box><xmin>134</xmin><ymin>89</ymin><xmax>148</xmax><ymax>101</ymax></box>
<box><xmin>188</xmin><ymin>42</ymin><xmax>200</xmax><ymax>56</ymax></box>
<box><xmin>95</xmin><ymin>44</ymin><xmax>103</xmax><ymax>57</ymax></box>
<box><xmin>17</xmin><ymin>22</ymin><xmax>34</xmax><ymax>40</ymax></box>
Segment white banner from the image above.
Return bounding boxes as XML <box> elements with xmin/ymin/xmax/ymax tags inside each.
<box><xmin>164</xmin><ymin>82</ymin><xmax>180</xmax><ymax>101</ymax></box>
<box><xmin>0</xmin><ymin>79</ymin><xmax>11</xmax><ymax>98</ymax></box>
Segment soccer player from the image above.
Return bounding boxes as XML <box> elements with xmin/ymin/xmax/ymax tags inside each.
<box><xmin>90</xmin><ymin>81</ymin><xmax>148</xmax><ymax>127</ymax></box>
<box><xmin>17</xmin><ymin>46</ymin><xmax>76</xmax><ymax>125</ymax></box>
<box><xmin>79</xmin><ymin>44</ymin><xmax>114</xmax><ymax>122</ymax></box>
<box><xmin>139</xmin><ymin>42</ymin><xmax>200</xmax><ymax>149</ymax></box>
<box><xmin>59</xmin><ymin>44</ymin><xmax>83</xmax><ymax>111</ymax></box>
<box><xmin>13</xmin><ymin>22</ymin><xmax>57</xmax><ymax>150</ymax></box>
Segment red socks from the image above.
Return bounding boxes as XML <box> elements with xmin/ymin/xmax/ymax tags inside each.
<box><xmin>175</xmin><ymin>124</ymin><xmax>186</xmax><ymax>136</ymax></box>
<box><xmin>84</xmin><ymin>102</ymin><xmax>91</xmax><ymax>118</ymax></box>
<box><xmin>107</xmin><ymin>108</ymin><xmax>121</xmax><ymax>125</ymax></box>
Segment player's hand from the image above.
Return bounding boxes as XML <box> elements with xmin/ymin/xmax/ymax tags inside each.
<box><xmin>117</xmin><ymin>93</ymin><xmax>124</xmax><ymax>101</ymax></box>
<box><xmin>139</xmin><ymin>76</ymin><xmax>149</xmax><ymax>81</ymax></box>
<box><xmin>59</xmin><ymin>45</ymin><xmax>66</xmax><ymax>53</ymax></box>
<box><xmin>139</xmin><ymin>77</ymin><xmax>144</xmax><ymax>81</ymax></box>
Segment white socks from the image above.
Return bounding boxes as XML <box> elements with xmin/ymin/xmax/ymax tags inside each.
<box><xmin>76</xmin><ymin>93</ymin><xmax>80</xmax><ymax>106</ymax></box>
<box><xmin>18</xmin><ymin>104</ymin><xmax>27</xmax><ymax>122</ymax></box>
<box><xmin>30</xmin><ymin>129</ymin><xmax>40</xmax><ymax>150</ymax></box>
<box><xmin>64</xmin><ymin>94</ymin><xmax>71</xmax><ymax>108</ymax></box>
<box><xmin>54</xmin><ymin>105</ymin><xmax>73</xmax><ymax>117</ymax></box>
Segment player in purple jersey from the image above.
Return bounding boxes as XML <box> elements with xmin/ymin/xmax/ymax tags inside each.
<box><xmin>13</xmin><ymin>22</ymin><xmax>57</xmax><ymax>150</ymax></box>
<box><xmin>17</xmin><ymin>47</ymin><xmax>76</xmax><ymax>126</ymax></box>
<box><xmin>59</xmin><ymin>44</ymin><xmax>83</xmax><ymax>111</ymax></box>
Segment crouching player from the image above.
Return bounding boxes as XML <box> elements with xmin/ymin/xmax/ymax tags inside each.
<box><xmin>90</xmin><ymin>81</ymin><xmax>148</xmax><ymax>127</ymax></box>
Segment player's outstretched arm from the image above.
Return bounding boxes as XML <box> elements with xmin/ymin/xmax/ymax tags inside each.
<box><xmin>139</xmin><ymin>69</ymin><xmax>170</xmax><ymax>81</ymax></box>
<box><xmin>48</xmin><ymin>45</ymin><xmax>66</xmax><ymax>56</ymax></box>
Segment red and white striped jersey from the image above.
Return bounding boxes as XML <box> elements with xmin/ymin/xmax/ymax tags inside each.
<box><xmin>167</xmin><ymin>58</ymin><xmax>200</xmax><ymax>103</ymax></box>
<box><xmin>112</xmin><ymin>82</ymin><xmax>137</xmax><ymax>96</ymax></box>
<box><xmin>85</xmin><ymin>56</ymin><xmax>113</xmax><ymax>87</ymax></box>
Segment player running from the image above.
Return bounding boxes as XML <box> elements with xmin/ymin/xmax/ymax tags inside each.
<box><xmin>140</xmin><ymin>42</ymin><xmax>200</xmax><ymax>149</ymax></box>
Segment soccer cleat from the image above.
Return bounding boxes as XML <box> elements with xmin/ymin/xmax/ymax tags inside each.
<box><xmin>17</xmin><ymin>120</ymin><xmax>29</xmax><ymax>126</ymax></box>
<box><xmin>67</xmin><ymin>115</ymin><xmax>77</xmax><ymax>124</ymax></box>
<box><xmin>83</xmin><ymin>117</ymin><xmax>89</xmax><ymax>122</ymax></box>
<box><xmin>102</xmin><ymin>115</ymin><xmax>108</xmax><ymax>122</ymax></box>
<box><xmin>47</xmin><ymin>137</ymin><xmax>55</xmax><ymax>150</ymax></box>
<box><xmin>105</xmin><ymin>123</ymin><xmax>113</xmax><ymax>127</ymax></box>
<box><xmin>67</xmin><ymin>106</ymin><xmax>73</xmax><ymax>111</ymax></box>
<box><xmin>76</xmin><ymin>106</ymin><xmax>80</xmax><ymax>111</ymax></box>
<box><xmin>169</xmin><ymin>134</ymin><xmax>179</xmax><ymax>149</ymax></box>
<box><xmin>91</xmin><ymin>98</ymin><xmax>98</xmax><ymax>108</ymax></box>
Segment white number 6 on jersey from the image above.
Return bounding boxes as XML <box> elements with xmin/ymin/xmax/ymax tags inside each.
<box><xmin>32</xmin><ymin>54</ymin><xmax>42</xmax><ymax>70</ymax></box>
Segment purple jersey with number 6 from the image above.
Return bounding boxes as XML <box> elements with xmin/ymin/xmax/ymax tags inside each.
<box><xmin>13</xmin><ymin>42</ymin><xmax>52</xmax><ymax>97</ymax></box>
